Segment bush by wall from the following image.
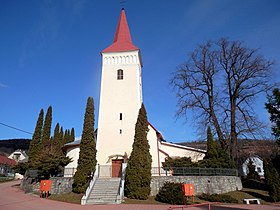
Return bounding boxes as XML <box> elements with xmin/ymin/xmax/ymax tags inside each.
<box><xmin>155</xmin><ymin>182</ymin><xmax>187</xmax><ymax>205</ymax></box>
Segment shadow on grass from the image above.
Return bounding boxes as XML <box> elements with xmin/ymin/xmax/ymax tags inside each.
<box><xmin>241</xmin><ymin>190</ymin><xmax>272</xmax><ymax>202</ymax></box>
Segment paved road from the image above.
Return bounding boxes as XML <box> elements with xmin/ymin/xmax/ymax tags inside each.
<box><xmin>1</xmin><ymin>180</ymin><xmax>279</xmax><ymax>210</ymax></box>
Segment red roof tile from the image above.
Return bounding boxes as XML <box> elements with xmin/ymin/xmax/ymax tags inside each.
<box><xmin>0</xmin><ymin>155</ymin><xmax>16</xmax><ymax>166</ymax></box>
<box><xmin>102</xmin><ymin>8</ymin><xmax>139</xmax><ymax>53</ymax></box>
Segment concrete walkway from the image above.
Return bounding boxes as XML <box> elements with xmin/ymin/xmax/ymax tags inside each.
<box><xmin>1</xmin><ymin>180</ymin><xmax>279</xmax><ymax>210</ymax></box>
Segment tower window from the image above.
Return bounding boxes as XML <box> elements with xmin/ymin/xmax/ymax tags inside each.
<box><xmin>120</xmin><ymin>113</ymin><xmax>122</xmax><ymax>120</ymax></box>
<box><xmin>120</xmin><ymin>129</ymin><xmax>122</xmax><ymax>134</ymax></box>
<box><xmin>117</xmin><ymin>69</ymin><xmax>124</xmax><ymax>80</ymax></box>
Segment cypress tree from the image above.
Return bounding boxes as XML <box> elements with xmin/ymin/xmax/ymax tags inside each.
<box><xmin>125</xmin><ymin>104</ymin><xmax>152</xmax><ymax>200</ymax></box>
<box><xmin>70</xmin><ymin>128</ymin><xmax>75</xmax><ymax>142</ymax></box>
<box><xmin>59</xmin><ymin>126</ymin><xmax>64</xmax><ymax>145</ymax></box>
<box><xmin>64</xmin><ymin>129</ymin><xmax>72</xmax><ymax>144</ymax></box>
<box><xmin>28</xmin><ymin>109</ymin><xmax>44</xmax><ymax>168</ymax></box>
<box><xmin>52</xmin><ymin>123</ymin><xmax>61</xmax><ymax>154</ymax></box>
<box><xmin>73</xmin><ymin>97</ymin><xmax>97</xmax><ymax>194</ymax></box>
<box><xmin>205</xmin><ymin>126</ymin><xmax>219</xmax><ymax>159</ymax></box>
<box><xmin>41</xmin><ymin>106</ymin><xmax>52</xmax><ymax>148</ymax></box>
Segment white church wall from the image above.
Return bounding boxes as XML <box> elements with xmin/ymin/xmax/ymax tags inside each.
<box><xmin>147</xmin><ymin>124</ymin><xmax>206</xmax><ymax>173</ymax></box>
<box><xmin>97</xmin><ymin>50</ymin><xmax>143</xmax><ymax>165</ymax></box>
<box><xmin>147</xmin><ymin>124</ymin><xmax>160</xmax><ymax>168</ymax></box>
<box><xmin>159</xmin><ymin>142</ymin><xmax>205</xmax><ymax>163</ymax></box>
<box><xmin>65</xmin><ymin>147</ymin><xmax>79</xmax><ymax>167</ymax></box>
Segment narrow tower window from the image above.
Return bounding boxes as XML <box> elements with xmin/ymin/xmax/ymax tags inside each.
<box><xmin>117</xmin><ymin>69</ymin><xmax>124</xmax><ymax>80</ymax></box>
<box><xmin>120</xmin><ymin>113</ymin><xmax>123</xmax><ymax>120</ymax></box>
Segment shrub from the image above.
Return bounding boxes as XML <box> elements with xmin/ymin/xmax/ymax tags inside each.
<box><xmin>124</xmin><ymin>104</ymin><xmax>152</xmax><ymax>200</ymax></box>
<box><xmin>155</xmin><ymin>182</ymin><xmax>187</xmax><ymax>205</ymax></box>
<box><xmin>242</xmin><ymin>179</ymin><xmax>267</xmax><ymax>191</ymax></box>
<box><xmin>199</xmin><ymin>193</ymin><xmax>238</xmax><ymax>203</ymax></box>
<box><xmin>264</xmin><ymin>159</ymin><xmax>280</xmax><ymax>202</ymax></box>
<box><xmin>245</xmin><ymin>159</ymin><xmax>260</xmax><ymax>181</ymax></box>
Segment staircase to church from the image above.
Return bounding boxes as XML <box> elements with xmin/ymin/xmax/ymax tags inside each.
<box><xmin>86</xmin><ymin>177</ymin><xmax>121</xmax><ymax>204</ymax></box>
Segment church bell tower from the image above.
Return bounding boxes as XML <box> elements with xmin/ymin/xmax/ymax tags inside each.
<box><xmin>96</xmin><ymin>9</ymin><xmax>143</xmax><ymax>173</ymax></box>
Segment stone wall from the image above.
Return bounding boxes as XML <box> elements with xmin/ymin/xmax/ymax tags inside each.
<box><xmin>150</xmin><ymin>176</ymin><xmax>242</xmax><ymax>196</ymax></box>
<box><xmin>50</xmin><ymin>177</ymin><xmax>73</xmax><ymax>194</ymax></box>
<box><xmin>21</xmin><ymin>177</ymin><xmax>73</xmax><ymax>194</ymax></box>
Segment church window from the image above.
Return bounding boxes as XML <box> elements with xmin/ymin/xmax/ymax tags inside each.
<box><xmin>120</xmin><ymin>113</ymin><xmax>122</xmax><ymax>120</ymax></box>
<box><xmin>117</xmin><ymin>69</ymin><xmax>124</xmax><ymax>80</ymax></box>
<box><xmin>120</xmin><ymin>129</ymin><xmax>122</xmax><ymax>134</ymax></box>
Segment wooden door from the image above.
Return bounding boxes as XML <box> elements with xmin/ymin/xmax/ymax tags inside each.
<box><xmin>112</xmin><ymin>159</ymin><xmax>123</xmax><ymax>177</ymax></box>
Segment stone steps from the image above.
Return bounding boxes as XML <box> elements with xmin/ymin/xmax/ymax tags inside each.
<box><xmin>86</xmin><ymin>177</ymin><xmax>121</xmax><ymax>204</ymax></box>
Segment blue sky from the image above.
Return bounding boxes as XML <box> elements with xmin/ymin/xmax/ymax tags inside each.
<box><xmin>0</xmin><ymin>0</ymin><xmax>279</xmax><ymax>142</ymax></box>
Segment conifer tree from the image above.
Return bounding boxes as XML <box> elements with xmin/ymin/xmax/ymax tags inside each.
<box><xmin>246</xmin><ymin>158</ymin><xmax>260</xmax><ymax>181</ymax></box>
<box><xmin>205</xmin><ymin>127</ymin><xmax>219</xmax><ymax>159</ymax></box>
<box><xmin>73</xmin><ymin>97</ymin><xmax>97</xmax><ymax>194</ymax></box>
<box><xmin>264</xmin><ymin>159</ymin><xmax>280</xmax><ymax>202</ymax></box>
<box><xmin>52</xmin><ymin>123</ymin><xmax>61</xmax><ymax>154</ymax></box>
<box><xmin>41</xmin><ymin>106</ymin><xmax>52</xmax><ymax>148</ymax></box>
<box><xmin>125</xmin><ymin>104</ymin><xmax>152</xmax><ymax>200</ymax></box>
<box><xmin>63</xmin><ymin>129</ymin><xmax>69</xmax><ymax>144</ymax></box>
<box><xmin>195</xmin><ymin>127</ymin><xmax>235</xmax><ymax>168</ymax></box>
<box><xmin>70</xmin><ymin>128</ymin><xmax>75</xmax><ymax>142</ymax></box>
<box><xmin>265</xmin><ymin>88</ymin><xmax>280</xmax><ymax>146</ymax></box>
<box><xmin>28</xmin><ymin>109</ymin><xmax>44</xmax><ymax>168</ymax></box>
<box><xmin>64</xmin><ymin>129</ymin><xmax>72</xmax><ymax>144</ymax></box>
<box><xmin>59</xmin><ymin>126</ymin><xmax>64</xmax><ymax>145</ymax></box>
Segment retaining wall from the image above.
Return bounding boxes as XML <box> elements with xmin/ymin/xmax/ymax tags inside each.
<box><xmin>150</xmin><ymin>176</ymin><xmax>242</xmax><ymax>196</ymax></box>
<box><xmin>21</xmin><ymin>176</ymin><xmax>242</xmax><ymax>196</ymax></box>
<box><xmin>21</xmin><ymin>177</ymin><xmax>73</xmax><ymax>194</ymax></box>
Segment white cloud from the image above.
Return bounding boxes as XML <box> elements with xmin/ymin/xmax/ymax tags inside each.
<box><xmin>0</xmin><ymin>82</ymin><xmax>8</xmax><ymax>88</ymax></box>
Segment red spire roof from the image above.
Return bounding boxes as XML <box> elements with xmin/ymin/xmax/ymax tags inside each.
<box><xmin>102</xmin><ymin>8</ymin><xmax>139</xmax><ymax>53</ymax></box>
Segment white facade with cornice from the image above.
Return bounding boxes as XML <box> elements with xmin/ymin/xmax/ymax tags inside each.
<box><xmin>64</xmin><ymin>9</ymin><xmax>205</xmax><ymax>177</ymax></box>
<box><xmin>97</xmin><ymin>49</ymin><xmax>143</xmax><ymax>164</ymax></box>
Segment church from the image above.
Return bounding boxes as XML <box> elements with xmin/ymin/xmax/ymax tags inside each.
<box><xmin>63</xmin><ymin>8</ymin><xmax>205</xmax><ymax>178</ymax></box>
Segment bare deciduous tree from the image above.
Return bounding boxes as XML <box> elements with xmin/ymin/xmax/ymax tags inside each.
<box><xmin>171</xmin><ymin>38</ymin><xmax>275</xmax><ymax>160</ymax></box>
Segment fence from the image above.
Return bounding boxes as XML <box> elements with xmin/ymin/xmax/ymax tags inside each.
<box><xmin>151</xmin><ymin>167</ymin><xmax>238</xmax><ymax>176</ymax></box>
<box><xmin>63</xmin><ymin>167</ymin><xmax>238</xmax><ymax>177</ymax></box>
<box><xmin>63</xmin><ymin>168</ymin><xmax>77</xmax><ymax>177</ymax></box>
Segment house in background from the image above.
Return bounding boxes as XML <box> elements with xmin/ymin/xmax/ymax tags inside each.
<box><xmin>8</xmin><ymin>149</ymin><xmax>28</xmax><ymax>163</ymax></box>
<box><xmin>241</xmin><ymin>155</ymin><xmax>264</xmax><ymax>179</ymax></box>
<box><xmin>0</xmin><ymin>154</ymin><xmax>16</xmax><ymax>176</ymax></box>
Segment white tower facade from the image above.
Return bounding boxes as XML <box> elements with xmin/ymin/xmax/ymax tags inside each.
<box><xmin>96</xmin><ymin>9</ymin><xmax>143</xmax><ymax>176</ymax></box>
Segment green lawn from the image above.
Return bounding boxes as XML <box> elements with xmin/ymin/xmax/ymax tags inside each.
<box><xmin>225</xmin><ymin>188</ymin><xmax>271</xmax><ymax>204</ymax></box>
<box><xmin>47</xmin><ymin>187</ymin><xmax>275</xmax><ymax>205</ymax></box>
<box><xmin>49</xmin><ymin>192</ymin><xmax>82</xmax><ymax>204</ymax></box>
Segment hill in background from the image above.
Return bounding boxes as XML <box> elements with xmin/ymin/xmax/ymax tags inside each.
<box><xmin>0</xmin><ymin>139</ymin><xmax>31</xmax><ymax>156</ymax></box>
<box><xmin>177</xmin><ymin>139</ymin><xmax>279</xmax><ymax>161</ymax></box>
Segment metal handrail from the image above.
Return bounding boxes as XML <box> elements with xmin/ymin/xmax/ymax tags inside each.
<box><xmin>116</xmin><ymin>163</ymin><xmax>127</xmax><ymax>204</ymax></box>
<box><xmin>152</xmin><ymin>167</ymin><xmax>238</xmax><ymax>176</ymax></box>
<box><xmin>81</xmin><ymin>164</ymin><xmax>100</xmax><ymax>205</ymax></box>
